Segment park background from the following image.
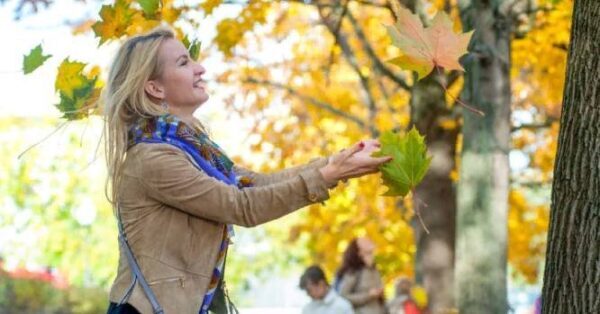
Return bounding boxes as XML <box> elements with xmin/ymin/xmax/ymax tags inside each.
<box><xmin>0</xmin><ymin>0</ymin><xmax>573</xmax><ymax>313</ymax></box>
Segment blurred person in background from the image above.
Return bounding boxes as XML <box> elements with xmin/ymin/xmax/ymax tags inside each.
<box><xmin>299</xmin><ymin>265</ymin><xmax>354</xmax><ymax>314</ymax></box>
<box><xmin>387</xmin><ymin>276</ymin><xmax>420</xmax><ymax>314</ymax></box>
<box><xmin>336</xmin><ymin>237</ymin><xmax>387</xmax><ymax>314</ymax></box>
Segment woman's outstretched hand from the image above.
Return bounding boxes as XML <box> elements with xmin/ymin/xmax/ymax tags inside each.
<box><xmin>319</xmin><ymin>140</ymin><xmax>392</xmax><ymax>186</ymax></box>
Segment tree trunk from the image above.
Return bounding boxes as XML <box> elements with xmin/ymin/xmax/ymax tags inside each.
<box><xmin>456</xmin><ymin>0</ymin><xmax>511</xmax><ymax>312</ymax></box>
<box><xmin>541</xmin><ymin>0</ymin><xmax>600</xmax><ymax>313</ymax></box>
<box><xmin>411</xmin><ymin>73</ymin><xmax>458</xmax><ymax>313</ymax></box>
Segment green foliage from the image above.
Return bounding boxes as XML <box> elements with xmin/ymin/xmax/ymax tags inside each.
<box><xmin>137</xmin><ymin>0</ymin><xmax>159</xmax><ymax>16</ymax></box>
<box><xmin>0</xmin><ymin>272</ymin><xmax>107</xmax><ymax>313</ymax></box>
<box><xmin>0</xmin><ymin>118</ymin><xmax>118</xmax><ymax>289</ymax></box>
<box><xmin>55</xmin><ymin>79</ymin><xmax>97</xmax><ymax>120</ymax></box>
<box><xmin>183</xmin><ymin>36</ymin><xmax>202</xmax><ymax>61</ymax></box>
<box><xmin>23</xmin><ymin>44</ymin><xmax>51</xmax><ymax>75</ymax></box>
<box><xmin>0</xmin><ymin>274</ymin><xmax>64</xmax><ymax>313</ymax></box>
<box><xmin>374</xmin><ymin>127</ymin><xmax>431</xmax><ymax>197</ymax></box>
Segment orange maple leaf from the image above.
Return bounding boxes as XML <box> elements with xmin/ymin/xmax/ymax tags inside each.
<box><xmin>386</xmin><ymin>5</ymin><xmax>473</xmax><ymax>80</ymax></box>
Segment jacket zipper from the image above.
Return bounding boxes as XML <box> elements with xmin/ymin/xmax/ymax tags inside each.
<box><xmin>148</xmin><ymin>277</ymin><xmax>185</xmax><ymax>288</ymax></box>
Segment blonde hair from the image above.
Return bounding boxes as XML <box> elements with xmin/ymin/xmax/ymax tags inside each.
<box><xmin>103</xmin><ymin>26</ymin><xmax>175</xmax><ymax>206</ymax></box>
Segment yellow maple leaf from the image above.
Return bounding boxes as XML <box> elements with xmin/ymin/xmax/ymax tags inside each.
<box><xmin>126</xmin><ymin>11</ymin><xmax>160</xmax><ymax>36</ymax></box>
<box><xmin>201</xmin><ymin>0</ymin><xmax>223</xmax><ymax>15</ymax></box>
<box><xmin>55</xmin><ymin>59</ymin><xmax>87</xmax><ymax>99</ymax></box>
<box><xmin>159</xmin><ymin>0</ymin><xmax>181</xmax><ymax>24</ymax></box>
<box><xmin>92</xmin><ymin>0</ymin><xmax>134</xmax><ymax>44</ymax></box>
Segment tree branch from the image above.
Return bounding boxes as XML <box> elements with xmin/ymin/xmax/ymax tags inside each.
<box><xmin>345</xmin><ymin>10</ymin><xmax>411</xmax><ymax>91</ymax></box>
<box><xmin>511</xmin><ymin>119</ymin><xmax>557</xmax><ymax>132</ymax></box>
<box><xmin>222</xmin><ymin>0</ymin><xmax>389</xmax><ymax>10</ymax></box>
<box><xmin>317</xmin><ymin>4</ymin><xmax>379</xmax><ymax>135</ymax></box>
<box><xmin>244</xmin><ymin>77</ymin><xmax>375</xmax><ymax>134</ymax></box>
<box><xmin>287</xmin><ymin>0</ymin><xmax>389</xmax><ymax>9</ymax></box>
<box><xmin>324</xmin><ymin>0</ymin><xmax>351</xmax><ymax>84</ymax></box>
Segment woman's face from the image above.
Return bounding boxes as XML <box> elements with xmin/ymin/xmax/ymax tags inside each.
<box><xmin>147</xmin><ymin>38</ymin><xmax>208</xmax><ymax>109</ymax></box>
<box><xmin>357</xmin><ymin>237</ymin><xmax>376</xmax><ymax>267</ymax></box>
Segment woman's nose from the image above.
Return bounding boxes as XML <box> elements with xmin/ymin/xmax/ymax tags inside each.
<box><xmin>194</xmin><ymin>63</ymin><xmax>206</xmax><ymax>75</ymax></box>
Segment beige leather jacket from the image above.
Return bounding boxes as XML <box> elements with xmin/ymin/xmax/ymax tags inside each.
<box><xmin>108</xmin><ymin>143</ymin><xmax>331</xmax><ymax>313</ymax></box>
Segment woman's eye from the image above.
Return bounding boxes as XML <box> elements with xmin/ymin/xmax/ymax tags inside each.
<box><xmin>181</xmin><ymin>60</ymin><xmax>188</xmax><ymax>66</ymax></box>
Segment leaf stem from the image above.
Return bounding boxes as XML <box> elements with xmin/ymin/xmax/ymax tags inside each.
<box><xmin>435</xmin><ymin>65</ymin><xmax>485</xmax><ymax>116</ymax></box>
<box><xmin>18</xmin><ymin>121</ymin><xmax>69</xmax><ymax>159</ymax></box>
<box><xmin>411</xmin><ymin>190</ymin><xmax>430</xmax><ymax>234</ymax></box>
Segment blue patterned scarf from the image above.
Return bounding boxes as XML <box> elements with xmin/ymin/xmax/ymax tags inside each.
<box><xmin>128</xmin><ymin>114</ymin><xmax>250</xmax><ymax>313</ymax></box>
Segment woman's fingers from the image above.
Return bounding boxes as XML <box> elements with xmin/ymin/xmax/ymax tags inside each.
<box><xmin>371</xmin><ymin>155</ymin><xmax>393</xmax><ymax>165</ymax></box>
<box><xmin>351</xmin><ymin>141</ymin><xmax>365</xmax><ymax>153</ymax></box>
<box><xmin>340</xmin><ymin>141</ymin><xmax>365</xmax><ymax>160</ymax></box>
<box><xmin>362</xmin><ymin>139</ymin><xmax>381</xmax><ymax>149</ymax></box>
<box><xmin>328</xmin><ymin>139</ymin><xmax>391</xmax><ymax>182</ymax></box>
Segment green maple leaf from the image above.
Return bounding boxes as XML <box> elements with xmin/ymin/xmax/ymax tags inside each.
<box><xmin>183</xmin><ymin>35</ymin><xmax>202</xmax><ymax>60</ymax></box>
<box><xmin>23</xmin><ymin>44</ymin><xmax>51</xmax><ymax>74</ymax></box>
<box><xmin>373</xmin><ymin>127</ymin><xmax>432</xmax><ymax>197</ymax></box>
<box><xmin>188</xmin><ymin>40</ymin><xmax>202</xmax><ymax>61</ymax></box>
<box><xmin>55</xmin><ymin>77</ymin><xmax>98</xmax><ymax>120</ymax></box>
<box><xmin>137</xmin><ymin>0</ymin><xmax>159</xmax><ymax>16</ymax></box>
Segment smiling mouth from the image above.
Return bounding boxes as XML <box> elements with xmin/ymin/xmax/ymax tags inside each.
<box><xmin>193</xmin><ymin>79</ymin><xmax>205</xmax><ymax>89</ymax></box>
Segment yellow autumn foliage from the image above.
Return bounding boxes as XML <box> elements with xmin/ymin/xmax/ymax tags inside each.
<box><xmin>508</xmin><ymin>189</ymin><xmax>549</xmax><ymax>283</ymax></box>
<box><xmin>509</xmin><ymin>0</ymin><xmax>571</xmax><ymax>281</ymax></box>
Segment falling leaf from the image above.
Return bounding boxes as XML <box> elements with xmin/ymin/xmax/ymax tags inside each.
<box><xmin>183</xmin><ymin>37</ymin><xmax>202</xmax><ymax>60</ymax></box>
<box><xmin>373</xmin><ymin>127</ymin><xmax>431</xmax><ymax>197</ymax></box>
<box><xmin>54</xmin><ymin>58</ymin><xmax>99</xmax><ymax>120</ymax></box>
<box><xmin>201</xmin><ymin>0</ymin><xmax>223</xmax><ymax>16</ymax></box>
<box><xmin>137</xmin><ymin>0</ymin><xmax>159</xmax><ymax>16</ymax></box>
<box><xmin>72</xmin><ymin>19</ymin><xmax>96</xmax><ymax>35</ymax></box>
<box><xmin>55</xmin><ymin>81</ymin><xmax>98</xmax><ymax>120</ymax></box>
<box><xmin>55</xmin><ymin>59</ymin><xmax>88</xmax><ymax>99</ymax></box>
<box><xmin>92</xmin><ymin>0</ymin><xmax>135</xmax><ymax>45</ymax></box>
<box><xmin>158</xmin><ymin>0</ymin><xmax>182</xmax><ymax>24</ymax></box>
<box><xmin>126</xmin><ymin>11</ymin><xmax>160</xmax><ymax>35</ymax></box>
<box><xmin>23</xmin><ymin>44</ymin><xmax>51</xmax><ymax>74</ymax></box>
<box><xmin>386</xmin><ymin>5</ymin><xmax>473</xmax><ymax>80</ymax></box>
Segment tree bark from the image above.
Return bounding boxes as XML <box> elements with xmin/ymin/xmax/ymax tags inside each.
<box><xmin>456</xmin><ymin>0</ymin><xmax>512</xmax><ymax>312</ymax></box>
<box><xmin>411</xmin><ymin>73</ymin><xmax>458</xmax><ymax>313</ymax></box>
<box><xmin>541</xmin><ymin>0</ymin><xmax>600</xmax><ymax>313</ymax></box>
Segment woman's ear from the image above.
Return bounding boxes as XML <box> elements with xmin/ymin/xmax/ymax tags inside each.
<box><xmin>144</xmin><ymin>80</ymin><xmax>165</xmax><ymax>100</ymax></box>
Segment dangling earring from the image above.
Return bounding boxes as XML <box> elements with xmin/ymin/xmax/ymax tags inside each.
<box><xmin>161</xmin><ymin>101</ymin><xmax>169</xmax><ymax>111</ymax></box>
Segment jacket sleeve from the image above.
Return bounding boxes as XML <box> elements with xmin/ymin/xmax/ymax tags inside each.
<box><xmin>131</xmin><ymin>143</ymin><xmax>330</xmax><ymax>227</ymax></box>
<box><xmin>233</xmin><ymin>157</ymin><xmax>328</xmax><ymax>187</ymax></box>
<box><xmin>339</xmin><ymin>272</ymin><xmax>374</xmax><ymax>307</ymax></box>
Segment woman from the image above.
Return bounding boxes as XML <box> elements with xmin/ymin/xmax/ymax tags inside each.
<box><xmin>336</xmin><ymin>237</ymin><xmax>387</xmax><ymax>314</ymax></box>
<box><xmin>103</xmin><ymin>27</ymin><xmax>391</xmax><ymax>314</ymax></box>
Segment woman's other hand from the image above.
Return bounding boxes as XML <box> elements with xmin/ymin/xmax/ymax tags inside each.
<box><xmin>368</xmin><ymin>287</ymin><xmax>384</xmax><ymax>299</ymax></box>
<box><xmin>319</xmin><ymin>140</ymin><xmax>392</xmax><ymax>186</ymax></box>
